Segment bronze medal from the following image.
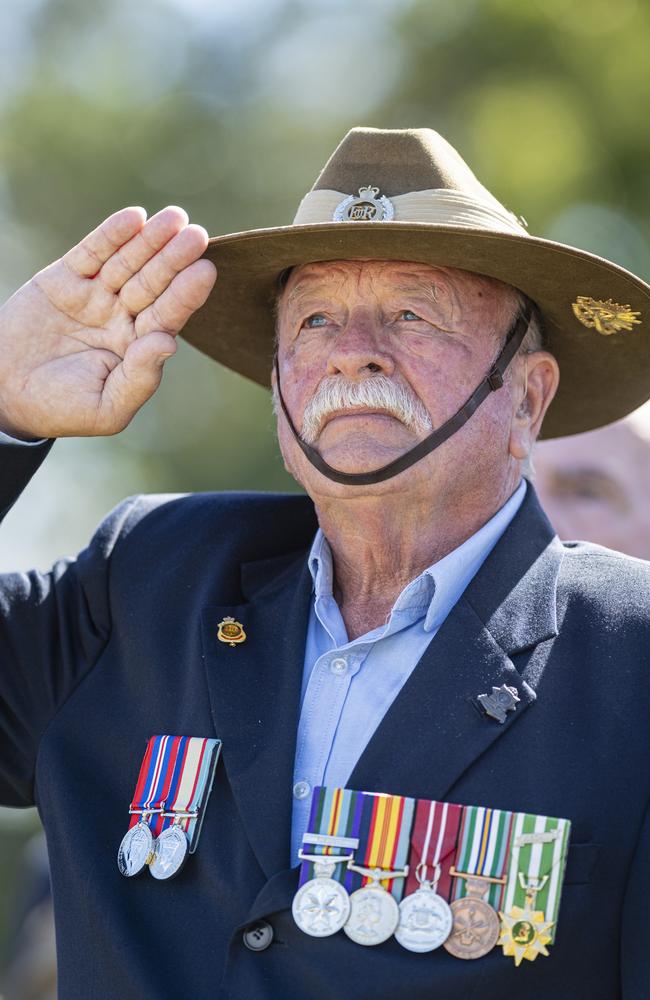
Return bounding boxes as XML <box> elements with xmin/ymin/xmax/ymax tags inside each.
<box><xmin>444</xmin><ymin>893</ymin><xmax>500</xmax><ymax>959</ymax></box>
<box><xmin>444</xmin><ymin>868</ymin><xmax>506</xmax><ymax>960</ymax></box>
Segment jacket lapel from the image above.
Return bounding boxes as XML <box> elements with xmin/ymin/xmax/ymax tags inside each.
<box><xmin>349</xmin><ymin>486</ymin><xmax>564</xmax><ymax>802</ymax></box>
<box><xmin>200</xmin><ymin>549</ymin><xmax>312</xmax><ymax>878</ymax></box>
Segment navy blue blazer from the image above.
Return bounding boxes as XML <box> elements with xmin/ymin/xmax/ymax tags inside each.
<box><xmin>1</xmin><ymin>439</ymin><xmax>649</xmax><ymax>999</ymax></box>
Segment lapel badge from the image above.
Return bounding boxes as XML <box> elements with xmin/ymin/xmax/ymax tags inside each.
<box><xmin>217</xmin><ymin>616</ymin><xmax>246</xmax><ymax>647</ymax></box>
<box><xmin>478</xmin><ymin>684</ymin><xmax>520</xmax><ymax>724</ymax></box>
<box><xmin>333</xmin><ymin>185</ymin><xmax>395</xmax><ymax>223</ymax></box>
<box><xmin>571</xmin><ymin>295</ymin><xmax>641</xmax><ymax>335</ymax></box>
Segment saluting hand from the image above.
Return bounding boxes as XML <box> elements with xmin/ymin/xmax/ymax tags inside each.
<box><xmin>0</xmin><ymin>206</ymin><xmax>217</xmax><ymax>439</ymax></box>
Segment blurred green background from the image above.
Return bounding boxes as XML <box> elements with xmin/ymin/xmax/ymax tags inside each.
<box><xmin>1</xmin><ymin>0</ymin><xmax>648</xmax><ymax>987</ymax></box>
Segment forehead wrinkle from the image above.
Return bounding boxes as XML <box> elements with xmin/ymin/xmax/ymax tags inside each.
<box><xmin>282</xmin><ymin>265</ymin><xmax>356</xmax><ymax>313</ymax></box>
<box><xmin>285</xmin><ymin>260</ymin><xmax>449</xmax><ymax>308</ymax></box>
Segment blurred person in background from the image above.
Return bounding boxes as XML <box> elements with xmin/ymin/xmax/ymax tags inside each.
<box><xmin>534</xmin><ymin>402</ymin><xmax>650</xmax><ymax>559</ymax></box>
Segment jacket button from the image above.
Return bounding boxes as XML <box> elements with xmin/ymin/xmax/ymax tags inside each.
<box><xmin>243</xmin><ymin>921</ymin><xmax>274</xmax><ymax>952</ymax></box>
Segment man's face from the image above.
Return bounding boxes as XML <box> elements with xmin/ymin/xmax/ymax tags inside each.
<box><xmin>534</xmin><ymin>418</ymin><xmax>650</xmax><ymax>559</ymax></box>
<box><xmin>274</xmin><ymin>259</ymin><xmax>525</xmax><ymax>500</ymax></box>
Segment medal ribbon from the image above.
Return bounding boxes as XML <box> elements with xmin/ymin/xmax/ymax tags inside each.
<box><xmin>128</xmin><ymin>735</ymin><xmax>222</xmax><ymax>851</ymax></box>
<box><xmin>404</xmin><ymin>799</ymin><xmax>463</xmax><ymax>900</ymax></box>
<box><xmin>452</xmin><ymin>805</ymin><xmax>514</xmax><ymax>909</ymax></box>
<box><xmin>299</xmin><ymin>788</ymin><xmax>415</xmax><ymax>900</ymax></box>
<box><xmin>501</xmin><ymin>812</ymin><xmax>571</xmax><ymax>943</ymax></box>
<box><xmin>298</xmin><ymin>786</ymin><xmax>365</xmax><ymax>888</ymax></box>
<box><xmin>349</xmin><ymin>790</ymin><xmax>415</xmax><ymax>900</ymax></box>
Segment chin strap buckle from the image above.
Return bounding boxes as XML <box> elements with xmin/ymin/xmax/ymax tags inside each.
<box><xmin>487</xmin><ymin>366</ymin><xmax>504</xmax><ymax>391</ymax></box>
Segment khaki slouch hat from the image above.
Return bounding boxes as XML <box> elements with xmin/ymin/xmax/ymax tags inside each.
<box><xmin>180</xmin><ymin>126</ymin><xmax>650</xmax><ymax>438</ymax></box>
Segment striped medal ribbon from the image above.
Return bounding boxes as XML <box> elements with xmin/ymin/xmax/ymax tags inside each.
<box><xmin>444</xmin><ymin>805</ymin><xmax>514</xmax><ymax>959</ymax></box>
<box><xmin>344</xmin><ymin>791</ymin><xmax>415</xmax><ymax>946</ymax></box>
<box><xmin>395</xmin><ymin>800</ymin><xmax>463</xmax><ymax>952</ymax></box>
<box><xmin>498</xmin><ymin>812</ymin><xmax>571</xmax><ymax>966</ymax></box>
<box><xmin>293</xmin><ymin>787</ymin><xmax>364</xmax><ymax>937</ymax></box>
<box><xmin>117</xmin><ymin>735</ymin><xmax>221</xmax><ymax>880</ymax></box>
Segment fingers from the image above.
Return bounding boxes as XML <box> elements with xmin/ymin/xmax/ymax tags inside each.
<box><xmin>100</xmin><ymin>206</ymin><xmax>190</xmax><ymax>294</ymax></box>
<box><xmin>101</xmin><ymin>332</ymin><xmax>178</xmax><ymax>431</ymax></box>
<box><xmin>117</xmin><ymin>223</ymin><xmax>209</xmax><ymax>314</ymax></box>
<box><xmin>63</xmin><ymin>207</ymin><xmax>147</xmax><ymax>278</ymax></box>
<box><xmin>134</xmin><ymin>258</ymin><xmax>217</xmax><ymax>337</ymax></box>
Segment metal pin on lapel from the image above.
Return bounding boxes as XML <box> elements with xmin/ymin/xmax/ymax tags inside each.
<box><xmin>478</xmin><ymin>684</ymin><xmax>520</xmax><ymax>724</ymax></box>
<box><xmin>217</xmin><ymin>617</ymin><xmax>246</xmax><ymax>647</ymax></box>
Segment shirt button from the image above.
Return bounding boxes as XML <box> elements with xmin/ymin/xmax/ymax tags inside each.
<box><xmin>330</xmin><ymin>656</ymin><xmax>348</xmax><ymax>676</ymax></box>
<box><xmin>243</xmin><ymin>921</ymin><xmax>274</xmax><ymax>952</ymax></box>
<box><xmin>293</xmin><ymin>780</ymin><xmax>311</xmax><ymax>800</ymax></box>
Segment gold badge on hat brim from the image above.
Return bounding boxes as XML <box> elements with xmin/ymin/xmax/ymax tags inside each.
<box><xmin>217</xmin><ymin>616</ymin><xmax>246</xmax><ymax>646</ymax></box>
<box><xmin>572</xmin><ymin>295</ymin><xmax>642</xmax><ymax>335</ymax></box>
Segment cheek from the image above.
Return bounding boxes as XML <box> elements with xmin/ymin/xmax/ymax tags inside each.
<box><xmin>393</xmin><ymin>329</ymin><xmax>468</xmax><ymax>360</ymax></box>
<box><xmin>394</xmin><ymin>341</ymin><xmax>490</xmax><ymax>422</ymax></box>
<box><xmin>277</xmin><ymin>355</ymin><xmax>321</xmax><ymax>422</ymax></box>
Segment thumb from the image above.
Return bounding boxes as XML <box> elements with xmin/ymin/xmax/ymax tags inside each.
<box><xmin>102</xmin><ymin>332</ymin><xmax>177</xmax><ymax>430</ymax></box>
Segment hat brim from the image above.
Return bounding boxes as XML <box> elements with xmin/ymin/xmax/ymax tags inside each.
<box><xmin>180</xmin><ymin>221</ymin><xmax>650</xmax><ymax>438</ymax></box>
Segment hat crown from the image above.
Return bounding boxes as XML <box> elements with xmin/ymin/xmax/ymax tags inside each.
<box><xmin>312</xmin><ymin>126</ymin><xmax>505</xmax><ymax>212</ymax></box>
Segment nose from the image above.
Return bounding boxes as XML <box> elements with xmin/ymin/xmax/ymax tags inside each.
<box><xmin>326</xmin><ymin>309</ymin><xmax>395</xmax><ymax>379</ymax></box>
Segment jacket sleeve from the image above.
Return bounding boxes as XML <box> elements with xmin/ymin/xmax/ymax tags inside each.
<box><xmin>0</xmin><ymin>435</ymin><xmax>54</xmax><ymax>521</ymax></box>
<box><xmin>0</xmin><ymin>438</ymin><xmax>140</xmax><ymax>807</ymax></box>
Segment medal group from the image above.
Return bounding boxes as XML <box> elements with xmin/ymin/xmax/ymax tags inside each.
<box><xmin>293</xmin><ymin>787</ymin><xmax>570</xmax><ymax>966</ymax></box>
<box><xmin>117</xmin><ymin>734</ymin><xmax>222</xmax><ymax>881</ymax></box>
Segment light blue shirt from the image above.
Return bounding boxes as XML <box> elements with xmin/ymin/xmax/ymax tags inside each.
<box><xmin>0</xmin><ymin>431</ymin><xmax>45</xmax><ymax>446</ymax></box>
<box><xmin>290</xmin><ymin>479</ymin><xmax>527</xmax><ymax>863</ymax></box>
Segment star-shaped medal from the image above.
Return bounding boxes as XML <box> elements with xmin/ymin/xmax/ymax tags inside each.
<box><xmin>498</xmin><ymin>904</ymin><xmax>555</xmax><ymax>966</ymax></box>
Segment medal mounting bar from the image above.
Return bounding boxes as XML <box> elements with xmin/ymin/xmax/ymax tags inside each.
<box><xmin>449</xmin><ymin>865</ymin><xmax>507</xmax><ymax>887</ymax></box>
<box><xmin>128</xmin><ymin>807</ymin><xmax>199</xmax><ymax>819</ymax></box>
<box><xmin>302</xmin><ymin>832</ymin><xmax>360</xmax><ymax>850</ymax></box>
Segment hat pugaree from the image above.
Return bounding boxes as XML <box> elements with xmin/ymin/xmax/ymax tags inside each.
<box><xmin>180</xmin><ymin>126</ymin><xmax>650</xmax><ymax>438</ymax></box>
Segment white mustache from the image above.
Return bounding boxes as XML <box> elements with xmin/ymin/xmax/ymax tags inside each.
<box><xmin>299</xmin><ymin>376</ymin><xmax>433</xmax><ymax>445</ymax></box>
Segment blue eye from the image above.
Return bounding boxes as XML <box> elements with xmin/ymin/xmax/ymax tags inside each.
<box><xmin>400</xmin><ymin>310</ymin><xmax>422</xmax><ymax>321</ymax></box>
<box><xmin>303</xmin><ymin>314</ymin><xmax>328</xmax><ymax>328</ymax></box>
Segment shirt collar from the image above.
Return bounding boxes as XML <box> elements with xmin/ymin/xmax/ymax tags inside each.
<box><xmin>308</xmin><ymin>480</ymin><xmax>527</xmax><ymax>634</ymax></box>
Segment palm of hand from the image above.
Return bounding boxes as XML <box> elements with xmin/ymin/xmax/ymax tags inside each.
<box><xmin>0</xmin><ymin>206</ymin><xmax>216</xmax><ymax>439</ymax></box>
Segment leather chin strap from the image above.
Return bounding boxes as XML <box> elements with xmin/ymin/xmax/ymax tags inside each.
<box><xmin>274</xmin><ymin>305</ymin><xmax>532</xmax><ymax>487</ymax></box>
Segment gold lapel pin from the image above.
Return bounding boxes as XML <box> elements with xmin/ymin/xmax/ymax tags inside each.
<box><xmin>217</xmin><ymin>616</ymin><xmax>246</xmax><ymax>647</ymax></box>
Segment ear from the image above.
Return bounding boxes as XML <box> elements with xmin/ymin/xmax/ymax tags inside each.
<box><xmin>509</xmin><ymin>351</ymin><xmax>560</xmax><ymax>461</ymax></box>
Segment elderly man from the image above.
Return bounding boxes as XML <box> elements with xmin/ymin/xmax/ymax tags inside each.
<box><xmin>0</xmin><ymin>128</ymin><xmax>648</xmax><ymax>999</ymax></box>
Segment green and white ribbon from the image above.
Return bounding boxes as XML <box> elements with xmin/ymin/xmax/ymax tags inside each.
<box><xmin>502</xmin><ymin>812</ymin><xmax>571</xmax><ymax>943</ymax></box>
<box><xmin>452</xmin><ymin>805</ymin><xmax>514</xmax><ymax>909</ymax></box>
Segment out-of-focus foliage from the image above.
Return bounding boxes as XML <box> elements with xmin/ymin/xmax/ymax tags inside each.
<box><xmin>377</xmin><ymin>0</ymin><xmax>650</xmax><ymax>277</ymax></box>
<box><xmin>1</xmin><ymin>0</ymin><xmax>649</xmax><ymax>980</ymax></box>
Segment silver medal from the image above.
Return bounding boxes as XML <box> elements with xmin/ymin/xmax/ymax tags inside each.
<box><xmin>117</xmin><ymin>821</ymin><xmax>155</xmax><ymax>877</ymax></box>
<box><xmin>395</xmin><ymin>887</ymin><xmax>453</xmax><ymax>952</ymax></box>
<box><xmin>149</xmin><ymin>824</ymin><xmax>188</xmax><ymax>880</ymax></box>
<box><xmin>292</xmin><ymin>856</ymin><xmax>352</xmax><ymax>937</ymax></box>
<box><xmin>344</xmin><ymin>882</ymin><xmax>400</xmax><ymax>946</ymax></box>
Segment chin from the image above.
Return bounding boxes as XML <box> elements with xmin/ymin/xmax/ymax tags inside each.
<box><xmin>316</xmin><ymin>442</ymin><xmax>407</xmax><ymax>474</ymax></box>
<box><xmin>318</xmin><ymin>426</ymin><xmax>416</xmax><ymax>464</ymax></box>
